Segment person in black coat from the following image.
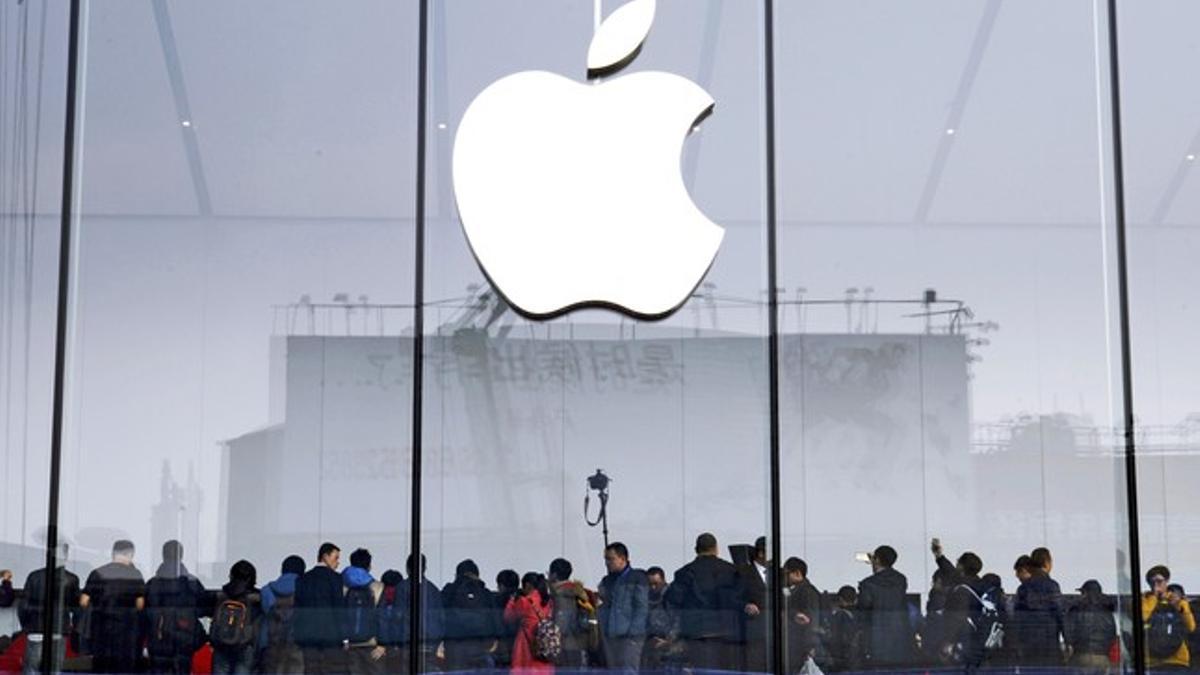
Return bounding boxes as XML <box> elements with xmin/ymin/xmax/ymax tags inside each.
<box><xmin>441</xmin><ymin>559</ymin><xmax>499</xmax><ymax>671</ymax></box>
<box><xmin>665</xmin><ymin>533</ymin><xmax>741</xmax><ymax>672</ymax></box>
<box><xmin>19</xmin><ymin>543</ymin><xmax>81</xmax><ymax>673</ymax></box>
<box><xmin>782</xmin><ymin>557</ymin><xmax>821</xmax><ymax>673</ymax></box>
<box><xmin>930</xmin><ymin>540</ymin><xmax>990</xmax><ymax>668</ymax></box>
<box><xmin>736</xmin><ymin>536</ymin><xmax>772</xmax><ymax>672</ymax></box>
<box><xmin>492</xmin><ymin>569</ymin><xmax>520</xmax><ymax>669</ymax></box>
<box><xmin>397</xmin><ymin>553</ymin><xmax>444</xmax><ymax>672</ymax></box>
<box><xmin>1065</xmin><ymin>579</ymin><xmax>1116</xmax><ymax>671</ymax></box>
<box><xmin>143</xmin><ymin>541</ymin><xmax>208</xmax><ymax>674</ymax></box>
<box><xmin>857</xmin><ymin>544</ymin><xmax>913</xmax><ymax>668</ymax></box>
<box><xmin>1013</xmin><ymin>557</ymin><xmax>1064</xmax><ymax>666</ymax></box>
<box><xmin>294</xmin><ymin>542</ymin><xmax>347</xmax><ymax>674</ymax></box>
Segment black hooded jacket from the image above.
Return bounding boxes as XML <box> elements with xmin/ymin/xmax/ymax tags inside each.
<box><xmin>858</xmin><ymin>567</ymin><xmax>913</xmax><ymax>666</ymax></box>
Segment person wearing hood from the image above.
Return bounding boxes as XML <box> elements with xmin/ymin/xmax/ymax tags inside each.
<box><xmin>259</xmin><ymin>555</ymin><xmax>305</xmax><ymax>673</ymax></box>
<box><xmin>857</xmin><ymin>544</ymin><xmax>914</xmax><ymax>668</ymax></box>
<box><xmin>143</xmin><ymin>540</ymin><xmax>208</xmax><ymax>673</ymax></box>
<box><xmin>342</xmin><ymin>548</ymin><xmax>385</xmax><ymax>675</ymax></box>
<box><xmin>211</xmin><ymin>560</ymin><xmax>262</xmax><ymax>675</ymax></box>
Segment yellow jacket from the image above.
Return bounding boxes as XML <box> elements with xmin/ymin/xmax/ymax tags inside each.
<box><xmin>1143</xmin><ymin>593</ymin><xmax>1196</xmax><ymax>668</ymax></box>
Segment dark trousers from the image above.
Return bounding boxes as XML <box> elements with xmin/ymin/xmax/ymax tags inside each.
<box><xmin>443</xmin><ymin>638</ymin><xmax>495</xmax><ymax>671</ymax></box>
<box><xmin>302</xmin><ymin>646</ymin><xmax>348</xmax><ymax>675</ymax></box>
<box><xmin>260</xmin><ymin>644</ymin><xmax>304</xmax><ymax>673</ymax></box>
<box><xmin>379</xmin><ymin>646</ymin><xmax>440</xmax><ymax>675</ymax></box>
<box><xmin>743</xmin><ymin>636</ymin><xmax>768</xmax><ymax>672</ymax></box>
<box><xmin>211</xmin><ymin>644</ymin><xmax>256</xmax><ymax>675</ymax></box>
<box><xmin>684</xmin><ymin>637</ymin><xmax>738</xmax><ymax>671</ymax></box>
<box><xmin>604</xmin><ymin>636</ymin><xmax>645</xmax><ymax>672</ymax></box>
<box><xmin>148</xmin><ymin>653</ymin><xmax>194</xmax><ymax>674</ymax></box>
<box><xmin>93</xmin><ymin>654</ymin><xmax>140</xmax><ymax>674</ymax></box>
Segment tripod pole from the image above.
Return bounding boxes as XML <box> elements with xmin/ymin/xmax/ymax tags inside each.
<box><xmin>600</xmin><ymin>492</ymin><xmax>610</xmax><ymax>548</ymax></box>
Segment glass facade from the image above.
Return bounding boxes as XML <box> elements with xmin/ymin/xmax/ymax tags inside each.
<box><xmin>0</xmin><ymin>1</ymin><xmax>1196</xmax><ymax>674</ymax></box>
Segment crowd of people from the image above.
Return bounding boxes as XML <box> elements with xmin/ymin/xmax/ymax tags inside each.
<box><xmin>0</xmin><ymin>534</ymin><xmax>1194</xmax><ymax>674</ymax></box>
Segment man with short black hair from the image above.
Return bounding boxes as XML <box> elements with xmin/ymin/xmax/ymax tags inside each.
<box><xmin>736</xmin><ymin>536</ymin><xmax>772</xmax><ymax>672</ymax></box>
<box><xmin>827</xmin><ymin>586</ymin><xmax>862</xmax><ymax>672</ymax></box>
<box><xmin>548</xmin><ymin>557</ymin><xmax>597</xmax><ymax>668</ymax></box>
<box><xmin>1030</xmin><ymin>547</ymin><xmax>1053</xmax><ymax>576</ymax></box>
<box><xmin>260</xmin><ymin>554</ymin><xmax>306</xmax><ymax>673</ymax></box>
<box><xmin>858</xmin><ymin>544</ymin><xmax>913</xmax><ymax>668</ymax></box>
<box><xmin>398</xmin><ymin>553</ymin><xmax>444</xmax><ymax>672</ymax></box>
<box><xmin>18</xmin><ymin>542</ymin><xmax>80</xmax><ymax>675</ymax></box>
<box><xmin>599</xmin><ymin>542</ymin><xmax>649</xmax><ymax>672</ymax></box>
<box><xmin>643</xmin><ymin>566</ymin><xmax>677</xmax><ymax>670</ymax></box>
<box><xmin>295</xmin><ymin>542</ymin><xmax>346</xmax><ymax>674</ymax></box>
<box><xmin>930</xmin><ymin>539</ymin><xmax>989</xmax><ymax>669</ymax></box>
<box><xmin>343</xmin><ymin>548</ymin><xmax>384</xmax><ymax>675</ymax></box>
<box><xmin>442</xmin><ymin>559</ymin><xmax>499</xmax><ymax>671</ymax></box>
<box><xmin>81</xmin><ymin>539</ymin><xmax>146</xmax><ymax>674</ymax></box>
<box><xmin>493</xmin><ymin>569</ymin><xmax>520</xmax><ymax>670</ymax></box>
<box><xmin>1014</xmin><ymin>555</ymin><xmax>1033</xmax><ymax>584</ymax></box>
<box><xmin>1013</xmin><ymin>547</ymin><xmax>1064</xmax><ymax>666</ymax></box>
<box><xmin>665</xmin><ymin>533</ymin><xmax>741</xmax><ymax>671</ymax></box>
<box><xmin>783</xmin><ymin>557</ymin><xmax>821</xmax><ymax>673</ymax></box>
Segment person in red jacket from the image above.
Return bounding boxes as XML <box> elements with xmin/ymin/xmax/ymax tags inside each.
<box><xmin>504</xmin><ymin>573</ymin><xmax>554</xmax><ymax>674</ymax></box>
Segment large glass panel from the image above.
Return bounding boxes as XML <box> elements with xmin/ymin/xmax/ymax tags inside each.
<box><xmin>775</xmin><ymin>2</ymin><xmax>1132</xmax><ymax>672</ymax></box>
<box><xmin>55</xmin><ymin>2</ymin><xmax>418</xmax><ymax>672</ymax></box>
<box><xmin>0</xmin><ymin>0</ymin><xmax>70</xmax><ymax>660</ymax></box>
<box><xmin>1120</xmin><ymin>1</ymin><xmax>1200</xmax><ymax>670</ymax></box>
<box><xmin>423</xmin><ymin>0</ymin><xmax>774</xmax><ymax>671</ymax></box>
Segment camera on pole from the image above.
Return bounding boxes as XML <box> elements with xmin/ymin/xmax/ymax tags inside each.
<box><xmin>584</xmin><ymin>469</ymin><xmax>611</xmax><ymax>547</ymax></box>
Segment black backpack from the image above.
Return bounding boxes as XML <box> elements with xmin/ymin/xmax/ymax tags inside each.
<box><xmin>147</xmin><ymin>605</ymin><xmax>201</xmax><ymax>657</ymax></box>
<box><xmin>344</xmin><ymin>585</ymin><xmax>378</xmax><ymax>643</ymax></box>
<box><xmin>377</xmin><ymin>588</ymin><xmax>406</xmax><ymax>646</ymax></box>
<box><xmin>1147</xmin><ymin>603</ymin><xmax>1186</xmax><ymax>659</ymax></box>
<box><xmin>265</xmin><ymin>591</ymin><xmax>296</xmax><ymax>646</ymax></box>
<box><xmin>212</xmin><ymin>597</ymin><xmax>257</xmax><ymax>647</ymax></box>
<box><xmin>145</xmin><ymin>578</ymin><xmax>204</xmax><ymax>657</ymax></box>
<box><xmin>445</xmin><ymin>581</ymin><xmax>495</xmax><ymax>638</ymax></box>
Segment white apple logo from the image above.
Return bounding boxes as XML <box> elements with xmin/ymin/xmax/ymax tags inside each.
<box><xmin>452</xmin><ymin>0</ymin><xmax>723</xmax><ymax>319</ymax></box>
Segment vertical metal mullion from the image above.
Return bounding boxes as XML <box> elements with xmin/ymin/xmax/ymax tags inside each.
<box><xmin>1103</xmin><ymin>1</ymin><xmax>1145</xmax><ymax>672</ymax></box>
<box><xmin>41</xmin><ymin>0</ymin><xmax>83</xmax><ymax>671</ymax></box>
<box><xmin>408</xmin><ymin>0</ymin><xmax>430</xmax><ymax>673</ymax></box>
<box><xmin>763</xmin><ymin>1</ymin><xmax>784</xmax><ymax>674</ymax></box>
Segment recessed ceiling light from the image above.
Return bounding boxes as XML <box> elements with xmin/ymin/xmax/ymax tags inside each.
<box><xmin>181</xmin><ymin>120</ymin><xmax>192</xmax><ymax>128</ymax></box>
<box><xmin>1187</xmin><ymin>154</ymin><xmax>1196</xmax><ymax>162</ymax></box>
<box><xmin>945</xmin><ymin>128</ymin><xmax>956</xmax><ymax>136</ymax></box>
<box><xmin>437</xmin><ymin>122</ymin><xmax>447</xmax><ymax>130</ymax></box>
